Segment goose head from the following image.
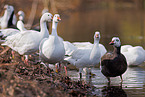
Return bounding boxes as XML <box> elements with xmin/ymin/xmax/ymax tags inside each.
<box><xmin>18</xmin><ymin>11</ymin><xmax>25</xmax><ymax>21</ymax></box>
<box><xmin>53</xmin><ymin>14</ymin><xmax>61</xmax><ymax>23</ymax></box>
<box><xmin>42</xmin><ymin>8</ymin><xmax>49</xmax><ymax>15</ymax></box>
<box><xmin>9</xmin><ymin>5</ymin><xmax>14</xmax><ymax>13</ymax></box>
<box><xmin>94</xmin><ymin>31</ymin><xmax>100</xmax><ymax>42</ymax></box>
<box><xmin>40</xmin><ymin>12</ymin><xmax>53</xmax><ymax>22</ymax></box>
<box><xmin>4</xmin><ymin>5</ymin><xmax>11</xmax><ymax>13</ymax></box>
<box><xmin>109</xmin><ymin>37</ymin><xmax>121</xmax><ymax>47</ymax></box>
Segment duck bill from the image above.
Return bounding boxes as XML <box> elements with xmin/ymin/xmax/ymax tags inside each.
<box><xmin>109</xmin><ymin>41</ymin><xmax>114</xmax><ymax>45</ymax></box>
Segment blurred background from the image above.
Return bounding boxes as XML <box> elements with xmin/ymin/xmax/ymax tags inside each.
<box><xmin>0</xmin><ymin>0</ymin><xmax>144</xmax><ymax>51</ymax></box>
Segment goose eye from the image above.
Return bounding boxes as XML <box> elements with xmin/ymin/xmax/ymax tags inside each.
<box><xmin>116</xmin><ymin>39</ymin><xmax>119</xmax><ymax>42</ymax></box>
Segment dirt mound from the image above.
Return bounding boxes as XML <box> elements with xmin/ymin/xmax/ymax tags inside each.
<box><xmin>0</xmin><ymin>46</ymin><xmax>96</xmax><ymax>97</ymax></box>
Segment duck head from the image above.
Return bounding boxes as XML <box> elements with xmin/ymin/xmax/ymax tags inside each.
<box><xmin>41</xmin><ymin>12</ymin><xmax>53</xmax><ymax>22</ymax></box>
<box><xmin>53</xmin><ymin>14</ymin><xmax>61</xmax><ymax>23</ymax></box>
<box><xmin>109</xmin><ymin>37</ymin><xmax>121</xmax><ymax>47</ymax></box>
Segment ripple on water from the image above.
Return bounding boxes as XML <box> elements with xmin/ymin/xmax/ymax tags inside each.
<box><xmin>68</xmin><ymin>63</ymin><xmax>145</xmax><ymax>96</ymax></box>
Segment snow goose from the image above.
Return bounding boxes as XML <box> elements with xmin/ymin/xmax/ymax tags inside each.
<box><xmin>0</xmin><ymin>5</ymin><xmax>12</xmax><ymax>29</ymax></box>
<box><xmin>100</xmin><ymin>37</ymin><xmax>127</xmax><ymax>83</ymax></box>
<box><xmin>64</xmin><ymin>31</ymin><xmax>101</xmax><ymax>79</ymax></box>
<box><xmin>17</xmin><ymin>10</ymin><xmax>25</xmax><ymax>22</ymax></box>
<box><xmin>61</xmin><ymin>41</ymin><xmax>78</xmax><ymax>75</ymax></box>
<box><xmin>39</xmin><ymin>14</ymin><xmax>65</xmax><ymax>73</ymax></box>
<box><xmin>73</xmin><ymin>41</ymin><xmax>107</xmax><ymax>57</ymax></box>
<box><xmin>2</xmin><ymin>13</ymin><xmax>53</xmax><ymax>64</ymax></box>
<box><xmin>0</xmin><ymin>10</ymin><xmax>26</xmax><ymax>38</ymax></box>
<box><xmin>121</xmin><ymin>45</ymin><xmax>145</xmax><ymax>66</ymax></box>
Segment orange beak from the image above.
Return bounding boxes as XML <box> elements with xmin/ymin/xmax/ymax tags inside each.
<box><xmin>57</xmin><ymin>17</ymin><xmax>61</xmax><ymax>21</ymax></box>
<box><xmin>96</xmin><ymin>34</ymin><xmax>99</xmax><ymax>38</ymax></box>
<box><xmin>109</xmin><ymin>40</ymin><xmax>114</xmax><ymax>45</ymax></box>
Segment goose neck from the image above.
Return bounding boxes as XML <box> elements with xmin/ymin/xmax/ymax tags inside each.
<box><xmin>40</xmin><ymin>20</ymin><xmax>49</xmax><ymax>38</ymax></box>
<box><xmin>51</xmin><ymin>21</ymin><xmax>58</xmax><ymax>36</ymax></box>
<box><xmin>3</xmin><ymin>10</ymin><xmax>9</xmax><ymax>21</ymax></box>
<box><xmin>94</xmin><ymin>39</ymin><xmax>99</xmax><ymax>44</ymax></box>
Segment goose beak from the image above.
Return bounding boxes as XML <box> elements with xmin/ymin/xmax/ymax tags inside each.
<box><xmin>109</xmin><ymin>41</ymin><xmax>114</xmax><ymax>45</ymax></box>
<box><xmin>4</xmin><ymin>5</ymin><xmax>8</xmax><ymax>10</ymax></box>
<box><xmin>51</xmin><ymin>17</ymin><xmax>53</xmax><ymax>21</ymax></box>
<box><xmin>57</xmin><ymin>17</ymin><xmax>61</xmax><ymax>21</ymax></box>
<box><xmin>96</xmin><ymin>34</ymin><xmax>99</xmax><ymax>38</ymax></box>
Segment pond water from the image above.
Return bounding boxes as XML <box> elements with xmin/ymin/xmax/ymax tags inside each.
<box><xmin>57</xmin><ymin>1</ymin><xmax>145</xmax><ymax>51</ymax></box>
<box><xmin>58</xmin><ymin>2</ymin><xmax>145</xmax><ymax>96</ymax></box>
<box><xmin>67</xmin><ymin>62</ymin><xmax>145</xmax><ymax>97</ymax></box>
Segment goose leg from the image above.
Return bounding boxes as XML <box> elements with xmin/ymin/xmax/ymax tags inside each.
<box><xmin>24</xmin><ymin>55</ymin><xmax>29</xmax><ymax>65</ymax></box>
<box><xmin>120</xmin><ymin>75</ymin><xmax>123</xmax><ymax>83</ymax></box>
<box><xmin>79</xmin><ymin>68</ymin><xmax>83</xmax><ymax>80</ymax></box>
<box><xmin>11</xmin><ymin>50</ymin><xmax>15</xmax><ymax>59</ymax></box>
<box><xmin>58</xmin><ymin>63</ymin><xmax>61</xmax><ymax>72</ymax></box>
<box><xmin>88</xmin><ymin>68</ymin><xmax>92</xmax><ymax>77</ymax></box>
<box><xmin>47</xmin><ymin>64</ymin><xmax>50</xmax><ymax>74</ymax></box>
<box><xmin>55</xmin><ymin>63</ymin><xmax>59</xmax><ymax>73</ymax></box>
<box><xmin>107</xmin><ymin>77</ymin><xmax>110</xmax><ymax>83</ymax></box>
<box><xmin>64</xmin><ymin>66</ymin><xmax>67</xmax><ymax>76</ymax></box>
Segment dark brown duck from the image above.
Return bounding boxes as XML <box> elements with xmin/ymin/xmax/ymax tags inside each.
<box><xmin>100</xmin><ymin>37</ymin><xmax>127</xmax><ymax>83</ymax></box>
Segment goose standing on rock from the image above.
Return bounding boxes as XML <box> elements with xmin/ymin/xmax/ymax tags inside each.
<box><xmin>100</xmin><ymin>37</ymin><xmax>127</xmax><ymax>83</ymax></box>
<box><xmin>39</xmin><ymin>14</ymin><xmax>65</xmax><ymax>73</ymax></box>
<box><xmin>64</xmin><ymin>31</ymin><xmax>101</xmax><ymax>79</ymax></box>
<box><xmin>2</xmin><ymin>13</ymin><xmax>53</xmax><ymax>65</ymax></box>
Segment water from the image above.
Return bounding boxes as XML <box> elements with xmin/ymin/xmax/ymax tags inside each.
<box><xmin>59</xmin><ymin>3</ymin><xmax>145</xmax><ymax>96</ymax></box>
<box><xmin>57</xmin><ymin>1</ymin><xmax>145</xmax><ymax>51</ymax></box>
<box><xmin>68</xmin><ymin>63</ymin><xmax>145</xmax><ymax>97</ymax></box>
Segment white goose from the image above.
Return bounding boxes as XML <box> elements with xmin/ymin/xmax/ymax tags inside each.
<box><xmin>0</xmin><ymin>10</ymin><xmax>25</xmax><ymax>38</ymax></box>
<box><xmin>0</xmin><ymin>5</ymin><xmax>12</xmax><ymax>29</ymax></box>
<box><xmin>121</xmin><ymin>45</ymin><xmax>145</xmax><ymax>66</ymax></box>
<box><xmin>17</xmin><ymin>10</ymin><xmax>25</xmax><ymax>22</ymax></box>
<box><xmin>64</xmin><ymin>31</ymin><xmax>101</xmax><ymax>79</ymax></box>
<box><xmin>73</xmin><ymin>41</ymin><xmax>107</xmax><ymax>57</ymax></box>
<box><xmin>2</xmin><ymin>13</ymin><xmax>53</xmax><ymax>64</ymax></box>
<box><xmin>39</xmin><ymin>14</ymin><xmax>65</xmax><ymax>70</ymax></box>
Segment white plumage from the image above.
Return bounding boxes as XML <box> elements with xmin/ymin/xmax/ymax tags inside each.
<box><xmin>73</xmin><ymin>42</ymin><xmax>107</xmax><ymax>57</ymax></box>
<box><xmin>0</xmin><ymin>5</ymin><xmax>12</xmax><ymax>29</ymax></box>
<box><xmin>2</xmin><ymin>13</ymin><xmax>53</xmax><ymax>56</ymax></box>
<box><xmin>64</xmin><ymin>31</ymin><xmax>102</xmax><ymax>78</ymax></box>
<box><xmin>39</xmin><ymin>14</ymin><xmax>65</xmax><ymax>64</ymax></box>
<box><xmin>0</xmin><ymin>10</ymin><xmax>25</xmax><ymax>38</ymax></box>
<box><xmin>121</xmin><ymin>45</ymin><xmax>145</xmax><ymax>66</ymax></box>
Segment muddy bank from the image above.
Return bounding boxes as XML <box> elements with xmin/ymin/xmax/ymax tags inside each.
<box><xmin>0</xmin><ymin>46</ymin><xmax>97</xmax><ymax>97</ymax></box>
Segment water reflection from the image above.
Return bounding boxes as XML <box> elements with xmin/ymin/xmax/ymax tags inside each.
<box><xmin>101</xmin><ymin>85</ymin><xmax>127</xmax><ymax>97</ymax></box>
<box><xmin>68</xmin><ymin>63</ymin><xmax>145</xmax><ymax>96</ymax></box>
